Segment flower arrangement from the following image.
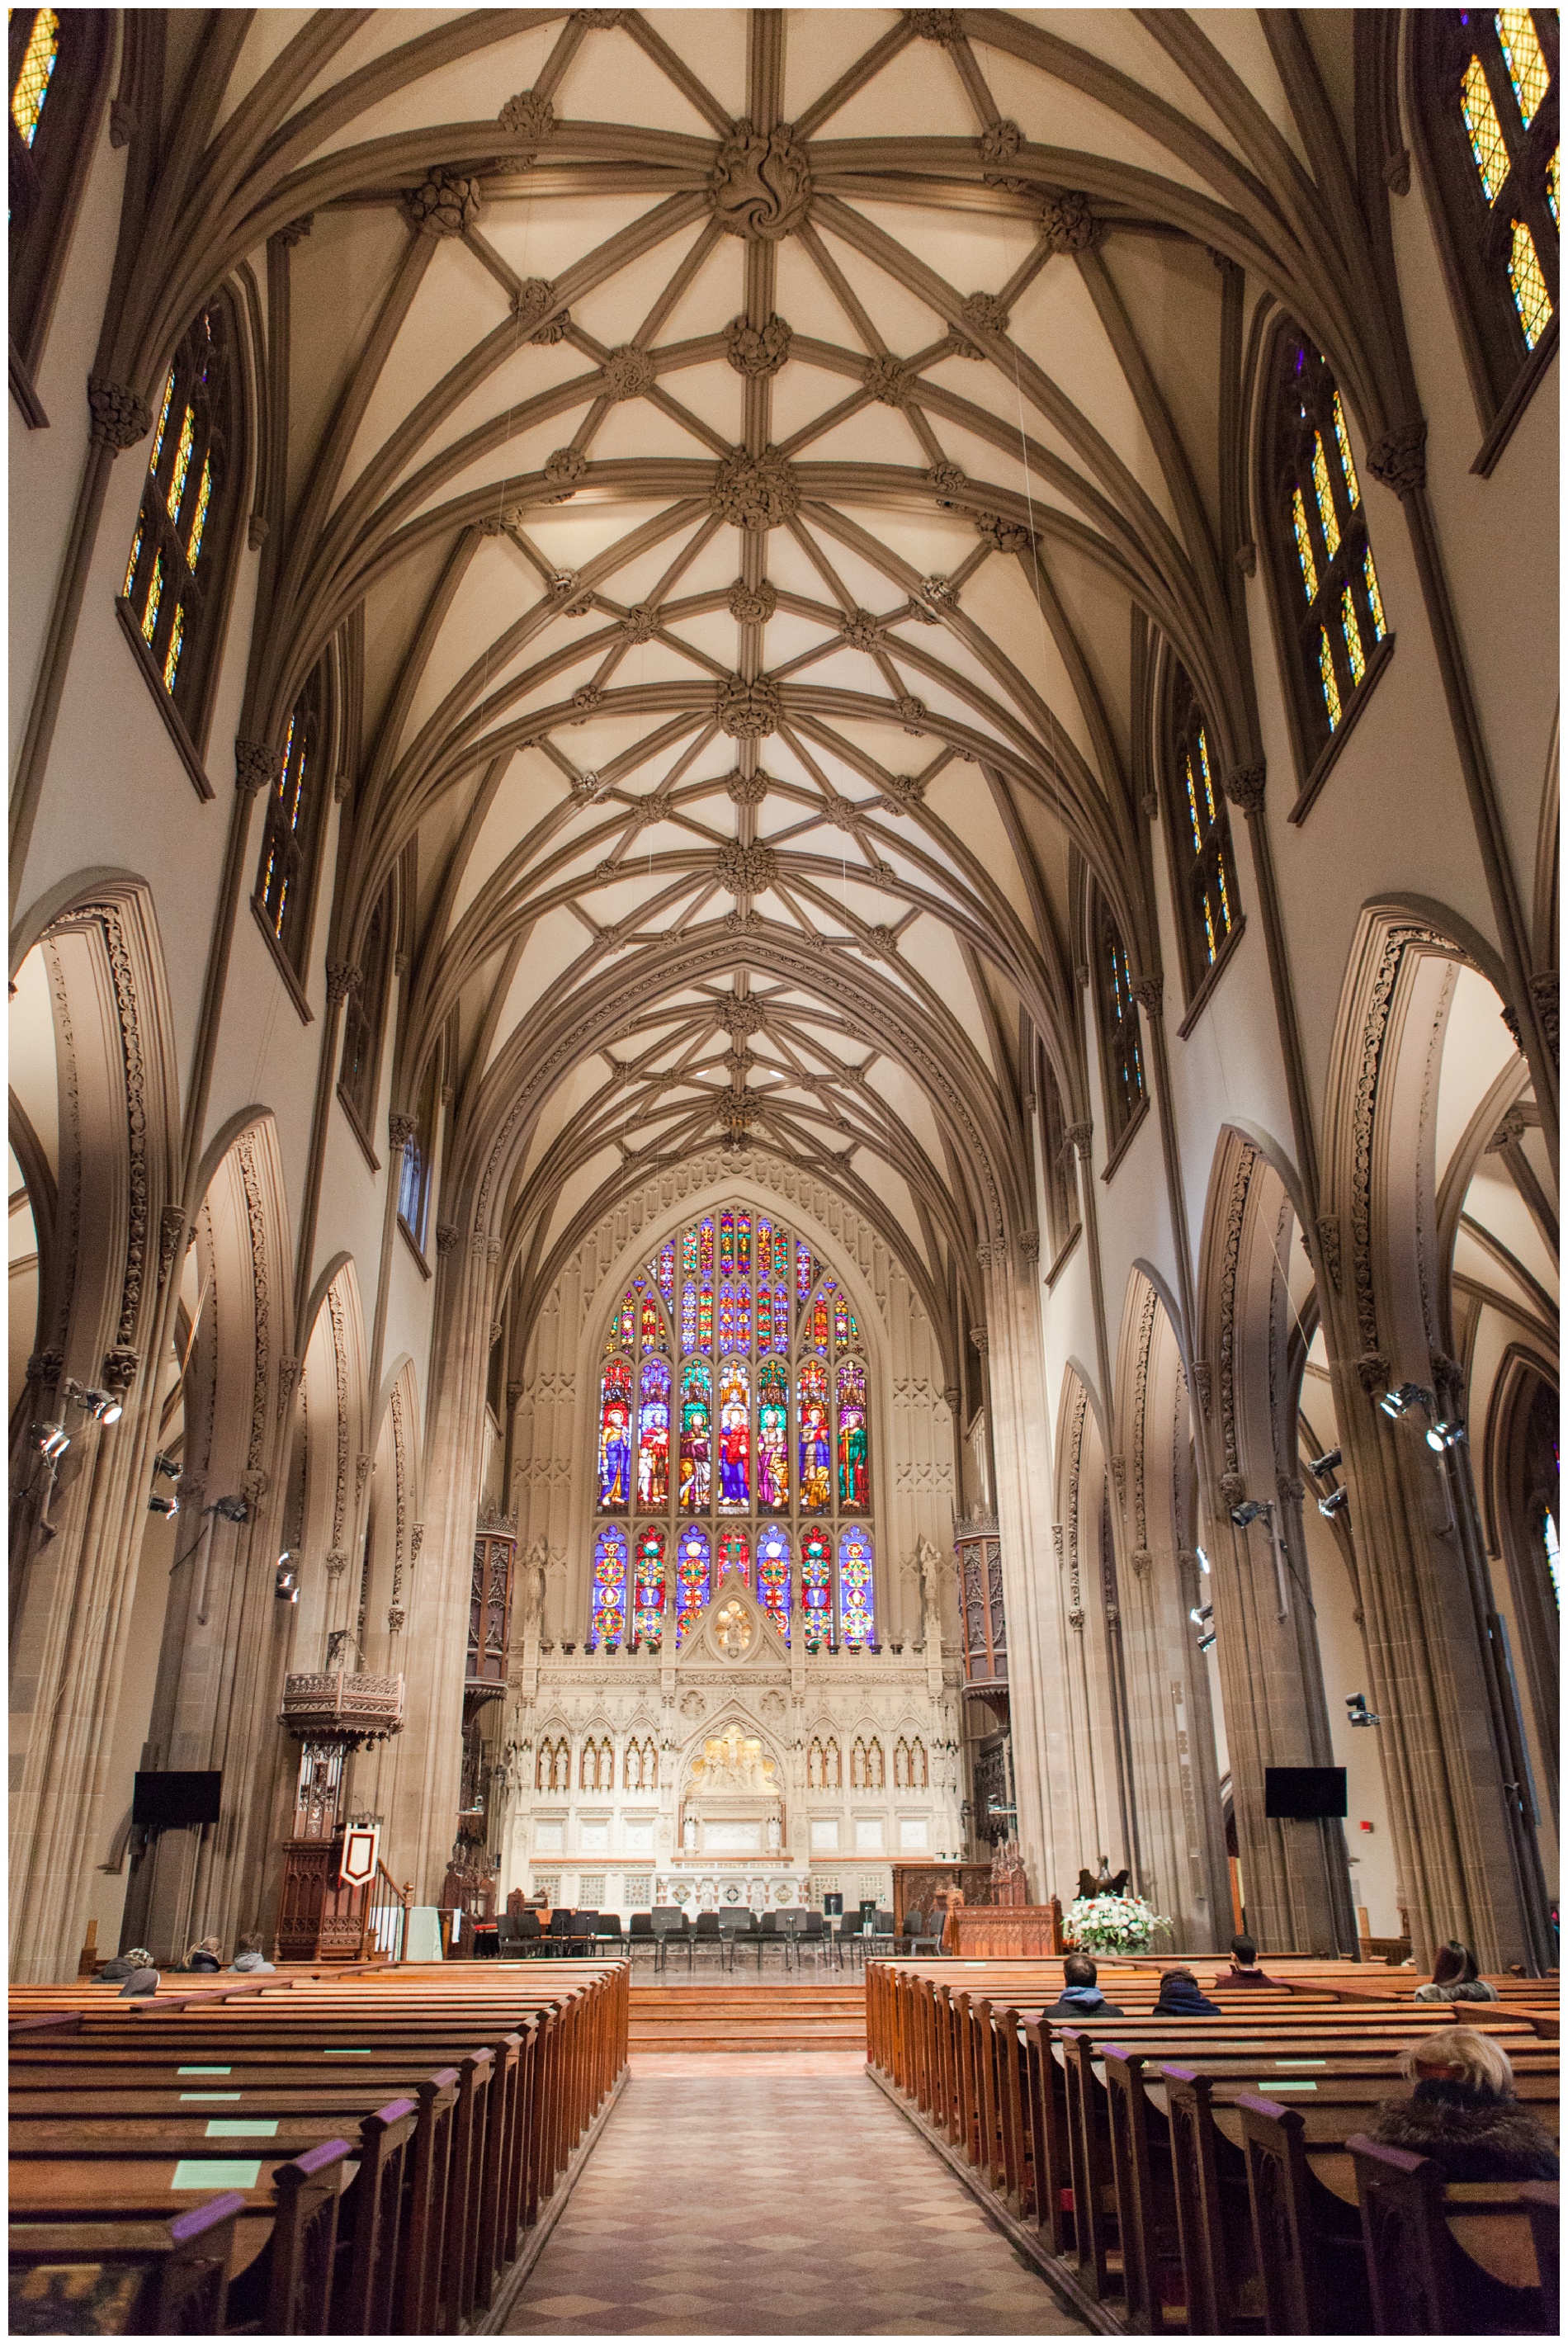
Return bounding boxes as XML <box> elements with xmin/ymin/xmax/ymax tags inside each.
<box><xmin>1064</xmin><ymin>1892</ymin><xmax>1169</xmax><ymax>1955</ymax></box>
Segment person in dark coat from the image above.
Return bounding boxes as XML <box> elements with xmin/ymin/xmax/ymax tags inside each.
<box><xmin>97</xmin><ymin>1949</ymin><xmax>141</xmax><ymax>1982</ymax></box>
<box><xmin>115</xmin><ymin>1951</ymin><xmax>160</xmax><ymax>1997</ymax></box>
<box><xmin>183</xmin><ymin>1935</ymin><xmax>223</xmax><ymax>1973</ymax></box>
<box><xmin>1413</xmin><ymin>1939</ymin><xmax>1500</xmax><ymax>2002</ymax></box>
<box><xmin>1042</xmin><ymin>1953</ymin><xmax>1125</xmax><ymax>2021</ymax></box>
<box><xmin>1154</xmin><ymin>1965</ymin><xmax>1221</xmax><ymax>2016</ymax></box>
<box><xmin>1220</xmin><ymin>1932</ymin><xmax>1277</xmax><ymax>1986</ymax></box>
<box><xmin>1372</xmin><ymin>2027</ymin><xmax>1558</xmax><ymax>2181</ymax></box>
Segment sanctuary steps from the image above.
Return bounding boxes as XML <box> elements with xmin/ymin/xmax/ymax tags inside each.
<box><xmin>628</xmin><ymin>1978</ymin><xmax>865</xmax><ymax>2053</ymax></box>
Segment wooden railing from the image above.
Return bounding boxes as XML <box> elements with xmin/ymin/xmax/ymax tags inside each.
<box><xmin>359</xmin><ymin>1859</ymin><xmax>413</xmax><ymax>1963</ymax></box>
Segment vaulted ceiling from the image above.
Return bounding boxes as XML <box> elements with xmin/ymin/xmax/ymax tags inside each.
<box><xmin>112</xmin><ymin>8</ymin><xmax>1410</xmax><ymax>1357</ymax></box>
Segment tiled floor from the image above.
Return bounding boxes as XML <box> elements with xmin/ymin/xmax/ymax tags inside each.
<box><xmin>503</xmin><ymin>2062</ymin><xmax>1088</xmax><ymax>2336</ymax></box>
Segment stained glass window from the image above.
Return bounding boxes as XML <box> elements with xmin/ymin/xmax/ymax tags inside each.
<box><xmin>756</xmin><ymin>1525</ymin><xmax>791</xmax><ymax>1641</ymax></box>
<box><xmin>675</xmin><ymin>1525</ymin><xmax>710</xmax><ymax>1643</ymax></box>
<box><xmin>801</xmin><ymin>1526</ymin><xmax>834</xmax><ymax>1647</ymax></box>
<box><xmin>1419</xmin><ymin>12</ymin><xmax>1557</xmax><ymax>413</ymax></box>
<box><xmin>717</xmin><ymin>1358</ymin><xmax>749</xmax><ymax>1510</ymax></box>
<box><xmin>1095</xmin><ymin>903</ymin><xmax>1145</xmax><ymax>1142</ymax></box>
<box><xmin>1273</xmin><ymin>331</ymin><xmax>1390</xmax><ymax>762</ymax></box>
<box><xmin>591</xmin><ymin>1527</ymin><xmax>628</xmax><ymax>1645</ymax></box>
<box><xmin>118</xmin><ymin>303</ymin><xmax>237</xmax><ymax>732</ymax></box>
<box><xmin>599</xmin><ymin>1359</ymin><xmax>633</xmax><ymax>1507</ymax></box>
<box><xmin>638</xmin><ymin>1359</ymin><xmax>671</xmax><ymax>1507</ymax></box>
<box><xmin>633</xmin><ymin>1527</ymin><xmax>667</xmax><ymax>1642</ymax></box>
<box><xmin>838</xmin><ymin>1525</ymin><xmax>875</xmax><ymax>1647</ymax></box>
<box><xmin>717</xmin><ymin>1527</ymin><xmax>750</xmax><ymax>1588</ymax></box>
<box><xmin>10</xmin><ymin>10</ymin><xmax>59</xmax><ymax>146</ymax></box>
<box><xmin>679</xmin><ymin>1358</ymin><xmax>711</xmax><ymax>1511</ymax></box>
<box><xmin>257</xmin><ymin>660</ymin><xmax>331</xmax><ymax>966</ymax></box>
<box><xmin>592</xmin><ymin>1204</ymin><xmax>876</xmax><ymax>1644</ymax></box>
<box><xmin>837</xmin><ymin>1361</ymin><xmax>868</xmax><ymax>1508</ymax></box>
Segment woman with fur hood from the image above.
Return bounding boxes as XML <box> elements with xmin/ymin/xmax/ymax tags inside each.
<box><xmin>1371</xmin><ymin>2025</ymin><xmax>1558</xmax><ymax>2181</ymax></box>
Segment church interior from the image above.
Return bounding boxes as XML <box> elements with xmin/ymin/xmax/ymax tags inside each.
<box><xmin>8</xmin><ymin>6</ymin><xmax>1560</xmax><ymax>2335</ymax></box>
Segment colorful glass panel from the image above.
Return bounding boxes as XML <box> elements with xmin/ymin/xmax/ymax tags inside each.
<box><xmin>122</xmin><ymin>525</ymin><xmax>144</xmax><ymax>603</ymax></box>
<box><xmin>1331</xmin><ymin>393</ymin><xmax>1361</xmax><ymax>509</ymax></box>
<box><xmin>758</xmin><ymin>1359</ymin><xmax>789</xmax><ymax>1510</ymax></box>
<box><xmin>1549</xmin><ymin>144</ymin><xmax>1560</xmax><ymax>227</ymax></box>
<box><xmin>796</xmin><ymin>1240</ymin><xmax>813</xmax><ymax>1299</ymax></box>
<box><xmin>1291</xmin><ymin>487</ymin><xmax>1318</xmax><ymax>601</ymax></box>
<box><xmin>838</xmin><ymin>1524</ymin><xmax>874</xmax><ymax>1648</ymax></box>
<box><xmin>799</xmin><ymin>1359</ymin><xmax>830</xmax><ymax>1511</ymax></box>
<box><xmin>1509</xmin><ymin>216</ymin><xmax>1554</xmax><ymax>347</ymax></box>
<box><xmin>591</xmin><ymin>1526</ymin><xmax>628</xmax><ymax>1645</ymax></box>
<box><xmin>719</xmin><ymin>1209</ymin><xmax>736</xmax><ymax>1274</ymax></box>
<box><xmin>1463</xmin><ymin>53</ymin><xmax>1510</xmax><ymax>199</ymax></box>
<box><xmin>637</xmin><ymin>1358</ymin><xmax>671</xmax><ymax>1508</ymax></box>
<box><xmin>597</xmin><ymin>1359</ymin><xmax>633</xmax><ymax>1507</ymax></box>
<box><xmin>772</xmin><ymin>1288</ymin><xmax>790</xmax><ymax>1353</ymax></box>
<box><xmin>810</xmin><ymin>1293</ymin><xmax>830</xmax><ymax>1355</ymax></box>
<box><xmin>150</xmin><ymin>372</ymin><xmax>174</xmax><ymax>473</ymax></box>
<box><xmin>682</xmin><ymin>1224</ymin><xmax>699</xmax><ymax>1278</ymax></box>
<box><xmin>141</xmin><ymin>551</ymin><xmax>164</xmax><ymax>645</ymax></box>
<box><xmin>1311</xmin><ymin>432</ymin><xmax>1341</xmax><ymax>558</ymax></box>
<box><xmin>1496</xmin><ymin>7</ymin><xmax>1550</xmax><ymax>127</ymax></box>
<box><xmin>185</xmin><ymin>456</ymin><xmax>214</xmax><ymax>569</ymax></box>
<box><xmin>1363</xmin><ymin>549</ymin><xmax>1387</xmax><ymax>640</ymax></box>
<box><xmin>718</xmin><ymin>1278</ymin><xmax>750</xmax><ymax>1350</ymax></box>
<box><xmin>698</xmin><ymin>1217</ymin><xmax>715</xmax><ymax>1276</ymax></box>
<box><xmin>1341</xmin><ymin>587</ymin><xmax>1367</xmax><ymax>686</ymax></box>
<box><xmin>1319</xmin><ymin>627</ymin><xmax>1343</xmax><ymax>730</ymax></box>
<box><xmin>801</xmin><ymin>1526</ymin><xmax>833</xmax><ymax>1645</ymax></box>
<box><xmin>680</xmin><ymin>1283</ymin><xmax>697</xmax><ymax>1353</ymax></box>
<box><xmin>654</xmin><ymin>1241</ymin><xmax>675</xmax><ymax>1302</ymax></box>
<box><xmin>736</xmin><ymin>1211</ymin><xmax>751</xmax><ymax>1276</ymax></box>
<box><xmin>166</xmin><ymin>406</ymin><xmax>196</xmax><ymax>524</ymax></box>
<box><xmin>717</xmin><ymin>1358</ymin><xmax>750</xmax><ymax>1510</ymax></box>
<box><xmin>717</xmin><ymin>1527</ymin><xmax>750</xmax><ymax>1589</ymax></box>
<box><xmin>678</xmin><ymin>1359</ymin><xmax>711</xmax><ymax>1513</ymax></box>
<box><xmin>606</xmin><ymin>1288</ymin><xmax>635</xmax><ymax>1355</ymax></box>
<box><xmin>632</xmin><ymin>1525</ymin><xmax>666</xmax><ymax>1642</ymax></box>
<box><xmin>698</xmin><ymin>1285</ymin><xmax>713</xmax><ymax>1352</ymax></box>
<box><xmin>837</xmin><ymin>1360</ymin><xmax>868</xmax><ymax>1508</ymax></box>
<box><xmin>756</xmin><ymin>1525</ymin><xmax>791</xmax><ymax>1641</ymax></box>
<box><xmin>12</xmin><ymin>10</ymin><xmax>59</xmax><ymax>147</ymax></box>
<box><xmin>162</xmin><ymin>603</ymin><xmax>185</xmax><ymax>693</ymax></box>
<box><xmin>675</xmin><ymin>1525</ymin><xmax>710</xmax><ymax>1643</ymax></box>
<box><xmin>640</xmin><ymin>1295</ymin><xmax>664</xmax><ymax>1354</ymax></box>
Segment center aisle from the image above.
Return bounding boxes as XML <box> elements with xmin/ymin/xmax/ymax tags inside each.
<box><xmin>503</xmin><ymin>1973</ymin><xmax>1088</xmax><ymax>2337</ymax></box>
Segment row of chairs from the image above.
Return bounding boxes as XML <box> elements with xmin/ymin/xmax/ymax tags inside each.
<box><xmin>494</xmin><ymin>1905</ymin><xmax>932</xmax><ymax>1968</ymax></box>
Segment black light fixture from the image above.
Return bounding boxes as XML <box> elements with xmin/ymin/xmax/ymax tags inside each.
<box><xmin>214</xmin><ymin>1494</ymin><xmax>248</xmax><ymax>1523</ymax></box>
<box><xmin>1425</xmin><ymin>1417</ymin><xmax>1466</xmax><ymax>1453</ymax></box>
<box><xmin>1309</xmin><ymin>1447</ymin><xmax>1341</xmax><ymax>1476</ymax></box>
<box><xmin>149</xmin><ymin>1491</ymin><xmax>179</xmax><ymax>1517</ymax></box>
<box><xmin>65</xmin><ymin>1381</ymin><xmax>122</xmax><ymax>1425</ymax></box>
<box><xmin>1230</xmin><ymin>1497</ymin><xmax>1269</xmax><ymax>1528</ymax></box>
<box><xmin>1318</xmin><ymin>1486</ymin><xmax>1349</xmax><ymax>1519</ymax></box>
<box><xmin>30</xmin><ymin>1421</ymin><xmax>69</xmax><ymax>1461</ymax></box>
<box><xmin>274</xmin><ymin>1553</ymin><xmax>299</xmax><ymax>1603</ymax></box>
<box><xmin>153</xmin><ymin>1452</ymin><xmax>181</xmax><ymax>1482</ymax></box>
<box><xmin>1345</xmin><ymin>1692</ymin><xmax>1381</xmax><ymax>1727</ymax></box>
<box><xmin>1380</xmin><ymin>1380</ymin><xmax>1435</xmax><ymax>1421</ymax></box>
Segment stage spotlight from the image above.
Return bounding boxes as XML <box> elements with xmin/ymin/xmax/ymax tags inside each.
<box><xmin>1318</xmin><ymin>1486</ymin><xmax>1349</xmax><ymax>1519</ymax></box>
<box><xmin>149</xmin><ymin>1492</ymin><xmax>179</xmax><ymax>1517</ymax></box>
<box><xmin>67</xmin><ymin>1382</ymin><xmax>122</xmax><ymax>1425</ymax></box>
<box><xmin>214</xmin><ymin>1495</ymin><xmax>248</xmax><ymax>1523</ymax></box>
<box><xmin>1230</xmin><ymin>1498</ymin><xmax>1268</xmax><ymax>1528</ymax></box>
<box><xmin>1345</xmin><ymin>1692</ymin><xmax>1381</xmax><ymax>1727</ymax></box>
<box><xmin>1309</xmin><ymin>1447</ymin><xmax>1341</xmax><ymax>1476</ymax></box>
<box><xmin>30</xmin><ymin>1421</ymin><xmax>69</xmax><ymax>1461</ymax></box>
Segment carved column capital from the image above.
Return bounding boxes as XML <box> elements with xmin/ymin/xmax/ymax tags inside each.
<box><xmin>1222</xmin><ymin>762</ymin><xmax>1267</xmax><ymax>815</ymax></box>
<box><xmin>1131</xmin><ymin>974</ymin><xmax>1163</xmax><ymax>1017</ymax></box>
<box><xmin>969</xmin><ymin>1324</ymin><xmax>989</xmax><ymax>1355</ymax></box>
<box><xmin>435</xmin><ymin>1223</ymin><xmax>459</xmax><ymax>1255</ymax></box>
<box><xmin>26</xmin><ymin>1349</ymin><xmax>64</xmax><ymax>1388</ymax></box>
<box><xmin>1191</xmin><ymin>1359</ymin><xmax>1213</xmax><ymax>1415</ymax></box>
<box><xmin>175</xmin><ymin>1471</ymin><xmax>206</xmax><ymax>1510</ymax></box>
<box><xmin>1275</xmin><ymin>1474</ymin><xmax>1305</xmax><ymax>1506</ymax></box>
<box><xmin>87</xmin><ymin>376</ymin><xmax>152</xmax><ymax>450</ymax></box>
<box><xmin>102</xmin><ymin>1346</ymin><xmax>139</xmax><ymax>1392</ymax></box>
<box><xmin>1065</xmin><ymin>1119</ymin><xmax>1093</xmax><ymax>1160</ymax></box>
<box><xmin>325</xmin><ymin>959</ymin><xmax>361</xmax><ymax>1005</ymax></box>
<box><xmin>234</xmin><ymin>737</ymin><xmax>280</xmax><ymax>796</ymax></box>
<box><xmin>1367</xmin><ymin>417</ymin><xmax>1428</xmax><ymax>498</ymax></box>
<box><xmin>1219</xmin><ymin>1470</ymin><xmax>1246</xmax><ymax>1510</ymax></box>
<box><xmin>1528</xmin><ymin>969</ymin><xmax>1559</xmax><ymax>1066</ymax></box>
<box><xmin>1356</xmin><ymin>1350</ymin><xmax>1391</xmax><ymax>1396</ymax></box>
<box><xmin>387</xmin><ymin>1111</ymin><xmax>418</xmax><ymax>1153</ymax></box>
<box><xmin>158</xmin><ymin>1206</ymin><xmax>187</xmax><ymax>1286</ymax></box>
<box><xmin>1315</xmin><ymin>1214</ymin><xmax>1343</xmax><ymax>1292</ymax></box>
<box><xmin>1020</xmin><ymin>1231</ymin><xmax>1041</xmax><ymax>1265</ymax></box>
<box><xmin>1129</xmin><ymin>1548</ymin><xmax>1153</xmax><ymax>1577</ymax></box>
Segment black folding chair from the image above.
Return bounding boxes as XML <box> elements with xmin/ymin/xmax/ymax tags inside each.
<box><xmin>626</xmin><ymin>1912</ymin><xmax>658</xmax><ymax>1965</ymax></box>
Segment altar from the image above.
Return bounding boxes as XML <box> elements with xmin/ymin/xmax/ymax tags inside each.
<box><xmin>654</xmin><ymin>1863</ymin><xmax>812</xmax><ymax>1913</ymax></box>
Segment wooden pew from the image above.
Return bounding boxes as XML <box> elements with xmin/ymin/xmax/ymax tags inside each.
<box><xmin>10</xmin><ymin>2190</ymin><xmax>244</xmax><ymax>2337</ymax></box>
<box><xmin>1344</xmin><ymin>2126</ymin><xmax>1554</xmax><ymax>2334</ymax></box>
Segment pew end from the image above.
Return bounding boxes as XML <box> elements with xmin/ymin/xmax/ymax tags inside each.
<box><xmin>9</xmin><ymin>2191</ymin><xmax>243</xmax><ymax>2336</ymax></box>
<box><xmin>1348</xmin><ymin>2134</ymin><xmax>1555</xmax><ymax>2334</ymax></box>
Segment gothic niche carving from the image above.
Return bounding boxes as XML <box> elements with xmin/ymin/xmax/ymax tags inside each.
<box><xmin>710</xmin><ymin>120</ymin><xmax>813</xmax><ymax>240</ymax></box>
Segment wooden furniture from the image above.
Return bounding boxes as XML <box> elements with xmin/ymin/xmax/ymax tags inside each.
<box><xmin>890</xmin><ymin>1861</ymin><xmax>991</xmax><ymax>1935</ymax></box>
<box><xmin>949</xmin><ymin>1902</ymin><xmax>1062</xmax><ymax>1957</ymax></box>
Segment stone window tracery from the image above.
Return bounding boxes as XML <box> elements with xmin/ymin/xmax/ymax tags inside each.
<box><xmin>592</xmin><ymin>1204</ymin><xmax>876</xmax><ymax>1648</ymax></box>
<box><xmin>1093</xmin><ymin>899</ymin><xmax>1145</xmax><ymax>1147</ymax></box>
<box><xmin>1162</xmin><ymin>662</ymin><xmax>1240</xmax><ymax>995</ymax></box>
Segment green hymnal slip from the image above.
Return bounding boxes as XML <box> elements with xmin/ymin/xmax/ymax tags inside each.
<box><xmin>171</xmin><ymin>2159</ymin><xmax>261</xmax><ymax>2190</ymax></box>
<box><xmin>204</xmin><ymin>2118</ymin><xmax>278</xmax><ymax>2138</ymax></box>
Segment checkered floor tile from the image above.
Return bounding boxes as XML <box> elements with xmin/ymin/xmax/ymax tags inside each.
<box><xmin>503</xmin><ymin>2068</ymin><xmax>1087</xmax><ymax>2334</ymax></box>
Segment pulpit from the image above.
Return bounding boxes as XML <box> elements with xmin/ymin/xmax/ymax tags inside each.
<box><xmin>274</xmin><ymin>1671</ymin><xmax>403</xmax><ymax>1962</ymax></box>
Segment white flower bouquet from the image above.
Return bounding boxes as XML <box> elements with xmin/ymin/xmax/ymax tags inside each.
<box><xmin>1064</xmin><ymin>1892</ymin><xmax>1169</xmax><ymax>1954</ymax></box>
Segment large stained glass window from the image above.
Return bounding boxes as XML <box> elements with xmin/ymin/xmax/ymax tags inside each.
<box><xmin>1270</xmin><ymin>331</ymin><xmax>1390</xmax><ymax>768</ymax></box>
<box><xmin>1163</xmin><ymin>660</ymin><xmax>1241</xmax><ymax>995</ymax></box>
<box><xmin>592</xmin><ymin>1527</ymin><xmax>628</xmax><ymax>1644</ymax></box>
<box><xmin>593</xmin><ymin>1203</ymin><xmax>876</xmax><ymax>1648</ymax></box>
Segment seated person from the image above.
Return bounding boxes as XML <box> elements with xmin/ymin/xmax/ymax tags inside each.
<box><xmin>1414</xmin><ymin>1939</ymin><xmax>1500</xmax><ymax>2002</ymax></box>
<box><xmin>97</xmin><ymin>1948</ymin><xmax>139</xmax><ymax>1982</ymax></box>
<box><xmin>183</xmin><ymin>1935</ymin><xmax>224</xmax><ymax>1973</ymax></box>
<box><xmin>1372</xmin><ymin>2025</ymin><xmax>1557</xmax><ymax>2181</ymax></box>
<box><xmin>1154</xmin><ymin>1964</ymin><xmax>1221</xmax><ymax>2016</ymax></box>
<box><xmin>1042</xmin><ymin>1952</ymin><xmax>1125</xmax><ymax>2020</ymax></box>
<box><xmin>1220</xmin><ymin>1932</ymin><xmax>1277</xmax><ymax>1985</ymax></box>
<box><xmin>229</xmin><ymin>1930</ymin><xmax>275</xmax><ymax>1973</ymax></box>
<box><xmin>116</xmin><ymin>1950</ymin><xmax>160</xmax><ymax>1997</ymax></box>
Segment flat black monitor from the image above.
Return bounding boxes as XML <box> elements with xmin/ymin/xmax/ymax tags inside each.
<box><xmin>823</xmin><ymin>1893</ymin><xmax>843</xmax><ymax>1916</ymax></box>
<box><xmin>132</xmin><ymin>1770</ymin><xmax>222</xmax><ymax>1828</ymax></box>
<box><xmin>1264</xmin><ymin>1765</ymin><xmax>1347</xmax><ymax>1820</ymax></box>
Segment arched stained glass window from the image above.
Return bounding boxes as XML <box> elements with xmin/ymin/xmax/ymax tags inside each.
<box><xmin>1162</xmin><ymin>659</ymin><xmax>1240</xmax><ymax>995</ymax></box>
<box><xmin>591</xmin><ymin>1527</ymin><xmax>628</xmax><ymax>1645</ymax></box>
<box><xmin>1413</xmin><ymin>12</ymin><xmax>1558</xmax><ymax>439</ymax></box>
<box><xmin>838</xmin><ymin>1525</ymin><xmax>875</xmax><ymax>1647</ymax></box>
<box><xmin>1266</xmin><ymin>331</ymin><xmax>1390</xmax><ymax>781</ymax></box>
<box><xmin>1093</xmin><ymin>899</ymin><xmax>1146</xmax><ymax>1146</ymax></box>
<box><xmin>592</xmin><ymin>1203</ymin><xmax>876</xmax><ymax>1647</ymax></box>
<box><xmin>632</xmin><ymin>1526</ymin><xmax>666</xmax><ymax>1642</ymax></box>
<box><xmin>257</xmin><ymin>656</ymin><xmax>333</xmax><ymax>971</ymax></box>
<box><xmin>9</xmin><ymin>10</ymin><xmax>111</xmax><ymax>386</ymax></box>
